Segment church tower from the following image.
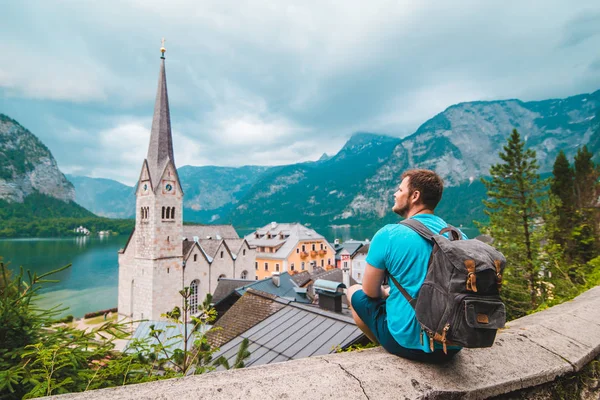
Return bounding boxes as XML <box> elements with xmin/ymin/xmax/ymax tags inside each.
<box><xmin>135</xmin><ymin>42</ymin><xmax>183</xmax><ymax>261</ymax></box>
<box><xmin>118</xmin><ymin>42</ymin><xmax>185</xmax><ymax>322</ymax></box>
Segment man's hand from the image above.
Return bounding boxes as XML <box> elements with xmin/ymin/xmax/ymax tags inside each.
<box><xmin>382</xmin><ymin>286</ymin><xmax>390</xmax><ymax>299</ymax></box>
<box><xmin>362</xmin><ymin>263</ymin><xmax>387</xmax><ymax>299</ymax></box>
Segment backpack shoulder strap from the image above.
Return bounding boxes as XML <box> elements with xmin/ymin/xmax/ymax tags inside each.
<box><xmin>399</xmin><ymin>218</ymin><xmax>435</xmax><ymax>242</ymax></box>
<box><xmin>388</xmin><ymin>274</ymin><xmax>417</xmax><ymax>309</ymax></box>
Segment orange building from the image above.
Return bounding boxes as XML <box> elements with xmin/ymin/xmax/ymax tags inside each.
<box><xmin>245</xmin><ymin>222</ymin><xmax>336</xmax><ymax>280</ymax></box>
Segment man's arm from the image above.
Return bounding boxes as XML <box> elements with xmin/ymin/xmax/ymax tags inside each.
<box><xmin>362</xmin><ymin>263</ymin><xmax>388</xmax><ymax>299</ymax></box>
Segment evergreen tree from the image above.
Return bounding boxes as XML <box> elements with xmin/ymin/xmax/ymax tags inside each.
<box><xmin>572</xmin><ymin>145</ymin><xmax>600</xmax><ymax>263</ymax></box>
<box><xmin>550</xmin><ymin>150</ymin><xmax>575</xmax><ymax>251</ymax></box>
<box><xmin>481</xmin><ymin>129</ymin><xmax>546</xmax><ymax>316</ymax></box>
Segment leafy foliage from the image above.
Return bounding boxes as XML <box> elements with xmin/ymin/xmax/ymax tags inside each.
<box><xmin>0</xmin><ymin>193</ymin><xmax>134</xmax><ymax>238</ymax></box>
<box><xmin>480</xmin><ymin>129</ymin><xmax>548</xmax><ymax>318</ymax></box>
<box><xmin>0</xmin><ymin>260</ymin><xmax>249</xmax><ymax>399</ymax></box>
<box><xmin>480</xmin><ymin>132</ymin><xmax>600</xmax><ymax>319</ymax></box>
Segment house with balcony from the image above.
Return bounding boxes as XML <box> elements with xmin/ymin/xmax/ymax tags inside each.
<box><xmin>245</xmin><ymin>222</ymin><xmax>336</xmax><ymax>280</ymax></box>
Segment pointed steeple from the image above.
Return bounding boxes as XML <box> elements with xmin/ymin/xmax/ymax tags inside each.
<box><xmin>146</xmin><ymin>41</ymin><xmax>175</xmax><ymax>187</ymax></box>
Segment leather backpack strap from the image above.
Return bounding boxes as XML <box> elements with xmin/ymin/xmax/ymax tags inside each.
<box><xmin>439</xmin><ymin>226</ymin><xmax>462</xmax><ymax>241</ymax></box>
<box><xmin>388</xmin><ymin>274</ymin><xmax>418</xmax><ymax>309</ymax></box>
<box><xmin>399</xmin><ymin>218</ymin><xmax>435</xmax><ymax>242</ymax></box>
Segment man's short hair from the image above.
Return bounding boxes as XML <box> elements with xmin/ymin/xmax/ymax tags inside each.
<box><xmin>401</xmin><ymin>169</ymin><xmax>444</xmax><ymax>210</ymax></box>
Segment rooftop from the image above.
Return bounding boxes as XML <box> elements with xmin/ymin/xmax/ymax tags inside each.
<box><xmin>50</xmin><ymin>285</ymin><xmax>600</xmax><ymax>400</ymax></box>
<box><xmin>245</xmin><ymin>222</ymin><xmax>332</xmax><ymax>260</ymax></box>
<box><xmin>210</xmin><ymin>291</ymin><xmax>363</xmax><ymax>369</ymax></box>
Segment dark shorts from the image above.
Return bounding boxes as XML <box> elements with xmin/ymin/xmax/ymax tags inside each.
<box><xmin>351</xmin><ymin>289</ymin><xmax>460</xmax><ymax>363</ymax></box>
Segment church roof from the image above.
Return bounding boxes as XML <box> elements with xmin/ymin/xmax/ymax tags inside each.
<box><xmin>182</xmin><ymin>240</ymin><xmax>195</xmax><ymax>258</ymax></box>
<box><xmin>183</xmin><ymin>224</ymin><xmax>240</xmax><ymax>240</ymax></box>
<box><xmin>145</xmin><ymin>56</ymin><xmax>177</xmax><ymax>189</ymax></box>
<box><xmin>198</xmin><ymin>239</ymin><xmax>223</xmax><ymax>259</ymax></box>
<box><xmin>223</xmin><ymin>238</ymin><xmax>246</xmax><ymax>255</ymax></box>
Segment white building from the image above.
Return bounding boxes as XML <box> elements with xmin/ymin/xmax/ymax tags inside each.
<box><xmin>117</xmin><ymin>48</ymin><xmax>255</xmax><ymax>322</ymax></box>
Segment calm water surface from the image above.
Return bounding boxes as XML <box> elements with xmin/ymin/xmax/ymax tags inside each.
<box><xmin>0</xmin><ymin>225</ymin><xmax>479</xmax><ymax>318</ymax></box>
<box><xmin>0</xmin><ymin>235</ymin><xmax>128</xmax><ymax>318</ymax></box>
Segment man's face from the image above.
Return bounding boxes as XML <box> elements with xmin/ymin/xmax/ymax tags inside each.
<box><xmin>392</xmin><ymin>177</ymin><xmax>413</xmax><ymax>217</ymax></box>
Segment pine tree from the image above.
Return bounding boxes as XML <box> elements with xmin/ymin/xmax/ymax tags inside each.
<box><xmin>572</xmin><ymin>146</ymin><xmax>600</xmax><ymax>263</ymax></box>
<box><xmin>481</xmin><ymin>129</ymin><xmax>547</xmax><ymax>315</ymax></box>
<box><xmin>549</xmin><ymin>151</ymin><xmax>575</xmax><ymax>256</ymax></box>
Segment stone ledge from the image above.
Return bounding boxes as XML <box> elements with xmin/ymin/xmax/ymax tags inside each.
<box><xmin>50</xmin><ymin>286</ymin><xmax>600</xmax><ymax>400</ymax></box>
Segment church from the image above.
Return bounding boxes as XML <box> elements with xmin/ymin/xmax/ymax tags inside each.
<box><xmin>117</xmin><ymin>45</ymin><xmax>255</xmax><ymax>321</ymax></box>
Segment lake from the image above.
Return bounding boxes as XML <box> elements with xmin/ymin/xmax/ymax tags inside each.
<box><xmin>0</xmin><ymin>235</ymin><xmax>127</xmax><ymax>318</ymax></box>
<box><xmin>0</xmin><ymin>224</ymin><xmax>480</xmax><ymax>318</ymax></box>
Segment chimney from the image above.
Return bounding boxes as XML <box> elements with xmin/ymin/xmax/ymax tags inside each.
<box><xmin>272</xmin><ymin>272</ymin><xmax>280</xmax><ymax>287</ymax></box>
<box><xmin>271</xmin><ymin>221</ymin><xmax>277</xmax><ymax>229</ymax></box>
<box><xmin>342</xmin><ymin>266</ymin><xmax>350</xmax><ymax>289</ymax></box>
<box><xmin>334</xmin><ymin>238</ymin><xmax>340</xmax><ymax>245</ymax></box>
<box><xmin>314</xmin><ymin>279</ymin><xmax>346</xmax><ymax>313</ymax></box>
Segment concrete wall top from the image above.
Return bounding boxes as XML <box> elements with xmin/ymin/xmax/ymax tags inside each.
<box><xmin>49</xmin><ymin>286</ymin><xmax>600</xmax><ymax>400</ymax></box>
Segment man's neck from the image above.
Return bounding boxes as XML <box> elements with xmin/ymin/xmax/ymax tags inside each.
<box><xmin>406</xmin><ymin>207</ymin><xmax>433</xmax><ymax>219</ymax></box>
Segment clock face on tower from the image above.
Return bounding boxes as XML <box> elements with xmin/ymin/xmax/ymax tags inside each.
<box><xmin>162</xmin><ymin>180</ymin><xmax>176</xmax><ymax>195</ymax></box>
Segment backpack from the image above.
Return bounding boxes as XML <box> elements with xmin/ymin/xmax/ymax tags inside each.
<box><xmin>389</xmin><ymin>218</ymin><xmax>507</xmax><ymax>354</ymax></box>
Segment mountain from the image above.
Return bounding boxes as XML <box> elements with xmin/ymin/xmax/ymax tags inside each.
<box><xmin>178</xmin><ymin>165</ymin><xmax>274</xmax><ymax>222</ymax></box>
<box><xmin>227</xmin><ymin>133</ymin><xmax>402</xmax><ymax>228</ymax></box>
<box><xmin>67</xmin><ymin>175</ymin><xmax>136</xmax><ymax>219</ymax></box>
<box><xmin>8</xmin><ymin>89</ymin><xmax>598</xmax><ymax>237</ymax></box>
<box><xmin>337</xmin><ymin>90</ymin><xmax>600</xmax><ymax>226</ymax></box>
<box><xmin>0</xmin><ymin>114</ymin><xmax>75</xmax><ymax>203</ymax></box>
<box><xmin>67</xmin><ymin>165</ymin><xmax>273</xmax><ymax>221</ymax></box>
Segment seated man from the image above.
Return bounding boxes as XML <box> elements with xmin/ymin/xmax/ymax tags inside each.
<box><xmin>347</xmin><ymin>169</ymin><xmax>463</xmax><ymax>363</ymax></box>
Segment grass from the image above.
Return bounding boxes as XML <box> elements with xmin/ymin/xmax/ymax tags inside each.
<box><xmin>83</xmin><ymin>313</ymin><xmax>118</xmax><ymax>325</ymax></box>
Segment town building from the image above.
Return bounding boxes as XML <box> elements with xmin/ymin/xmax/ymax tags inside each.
<box><xmin>206</xmin><ymin>289</ymin><xmax>365</xmax><ymax>368</ymax></box>
<box><xmin>334</xmin><ymin>239</ymin><xmax>369</xmax><ymax>283</ymax></box>
<box><xmin>117</xmin><ymin>47</ymin><xmax>254</xmax><ymax>322</ymax></box>
<box><xmin>351</xmin><ymin>243</ymin><xmax>369</xmax><ymax>283</ymax></box>
<box><xmin>245</xmin><ymin>222</ymin><xmax>336</xmax><ymax>280</ymax></box>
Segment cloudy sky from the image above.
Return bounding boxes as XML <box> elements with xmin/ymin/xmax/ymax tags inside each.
<box><xmin>1</xmin><ymin>0</ymin><xmax>600</xmax><ymax>185</ymax></box>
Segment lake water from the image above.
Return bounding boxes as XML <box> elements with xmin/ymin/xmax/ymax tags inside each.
<box><xmin>0</xmin><ymin>235</ymin><xmax>127</xmax><ymax>318</ymax></box>
<box><xmin>0</xmin><ymin>224</ymin><xmax>479</xmax><ymax>318</ymax></box>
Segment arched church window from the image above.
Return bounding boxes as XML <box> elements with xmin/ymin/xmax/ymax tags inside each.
<box><xmin>171</xmin><ymin>207</ymin><xmax>176</xmax><ymax>219</ymax></box>
<box><xmin>162</xmin><ymin>207</ymin><xmax>166</xmax><ymax>219</ymax></box>
<box><xmin>241</xmin><ymin>270</ymin><xmax>248</xmax><ymax>279</ymax></box>
<box><xmin>190</xmin><ymin>280</ymin><xmax>199</xmax><ymax>315</ymax></box>
<box><xmin>140</xmin><ymin>207</ymin><xmax>143</xmax><ymax>219</ymax></box>
<box><xmin>194</xmin><ymin>254</ymin><xmax>198</xmax><ymax>262</ymax></box>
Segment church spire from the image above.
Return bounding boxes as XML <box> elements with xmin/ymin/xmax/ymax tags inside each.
<box><xmin>146</xmin><ymin>39</ymin><xmax>175</xmax><ymax>187</ymax></box>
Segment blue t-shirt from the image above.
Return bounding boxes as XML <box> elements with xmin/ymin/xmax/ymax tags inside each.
<box><xmin>366</xmin><ymin>214</ymin><xmax>466</xmax><ymax>352</ymax></box>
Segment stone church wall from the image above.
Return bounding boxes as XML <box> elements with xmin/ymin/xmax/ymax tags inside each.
<box><xmin>209</xmin><ymin>244</ymin><xmax>236</xmax><ymax>293</ymax></box>
<box><xmin>234</xmin><ymin>242</ymin><xmax>255</xmax><ymax>280</ymax></box>
<box><xmin>183</xmin><ymin>247</ymin><xmax>211</xmax><ymax>306</ymax></box>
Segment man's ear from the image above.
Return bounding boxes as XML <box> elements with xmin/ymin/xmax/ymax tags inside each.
<box><xmin>411</xmin><ymin>190</ymin><xmax>421</xmax><ymax>204</ymax></box>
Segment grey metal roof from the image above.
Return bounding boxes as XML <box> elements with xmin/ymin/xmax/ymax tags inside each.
<box><xmin>183</xmin><ymin>225</ymin><xmax>240</xmax><ymax>240</ymax></box>
<box><xmin>146</xmin><ymin>58</ymin><xmax>176</xmax><ymax>189</ymax></box>
<box><xmin>236</xmin><ymin>272</ymin><xmax>311</xmax><ymax>303</ymax></box>
<box><xmin>125</xmin><ymin>321</ymin><xmax>210</xmax><ymax>356</ymax></box>
<box><xmin>211</xmin><ymin>301</ymin><xmax>363</xmax><ymax>368</ymax></box>
<box><xmin>314</xmin><ymin>279</ymin><xmax>346</xmax><ymax>293</ymax></box>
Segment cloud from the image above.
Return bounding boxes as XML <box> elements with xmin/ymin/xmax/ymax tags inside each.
<box><xmin>2</xmin><ymin>0</ymin><xmax>600</xmax><ymax>184</ymax></box>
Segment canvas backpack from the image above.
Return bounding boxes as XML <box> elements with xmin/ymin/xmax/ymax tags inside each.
<box><xmin>389</xmin><ymin>218</ymin><xmax>507</xmax><ymax>353</ymax></box>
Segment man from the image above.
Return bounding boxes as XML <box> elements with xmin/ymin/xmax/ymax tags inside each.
<box><xmin>347</xmin><ymin>169</ymin><xmax>463</xmax><ymax>362</ymax></box>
